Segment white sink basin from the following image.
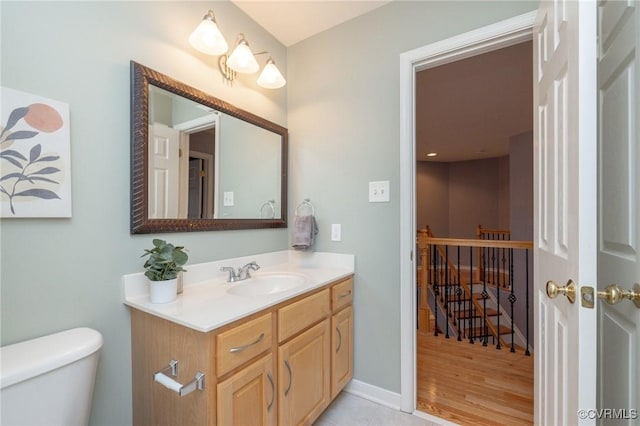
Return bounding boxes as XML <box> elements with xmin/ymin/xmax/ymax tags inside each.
<box><xmin>227</xmin><ymin>272</ymin><xmax>309</xmax><ymax>297</ymax></box>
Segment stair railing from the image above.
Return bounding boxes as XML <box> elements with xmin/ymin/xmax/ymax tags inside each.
<box><xmin>417</xmin><ymin>230</ymin><xmax>533</xmax><ymax>355</ymax></box>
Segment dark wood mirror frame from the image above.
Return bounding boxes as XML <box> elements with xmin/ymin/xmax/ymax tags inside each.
<box><xmin>130</xmin><ymin>61</ymin><xmax>288</xmax><ymax>233</ymax></box>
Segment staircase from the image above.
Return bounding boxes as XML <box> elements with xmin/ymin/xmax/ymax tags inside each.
<box><xmin>417</xmin><ymin>226</ymin><xmax>532</xmax><ymax>355</ymax></box>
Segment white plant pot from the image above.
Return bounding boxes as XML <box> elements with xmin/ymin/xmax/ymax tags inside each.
<box><xmin>148</xmin><ymin>278</ymin><xmax>178</xmax><ymax>304</ymax></box>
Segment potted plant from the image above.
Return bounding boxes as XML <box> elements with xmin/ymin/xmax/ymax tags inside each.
<box><xmin>141</xmin><ymin>239</ymin><xmax>188</xmax><ymax>303</ymax></box>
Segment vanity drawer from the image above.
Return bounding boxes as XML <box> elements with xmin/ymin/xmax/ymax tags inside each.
<box><xmin>278</xmin><ymin>289</ymin><xmax>330</xmax><ymax>342</ymax></box>
<box><xmin>331</xmin><ymin>278</ymin><xmax>353</xmax><ymax>311</ymax></box>
<box><xmin>217</xmin><ymin>313</ymin><xmax>273</xmax><ymax>377</ymax></box>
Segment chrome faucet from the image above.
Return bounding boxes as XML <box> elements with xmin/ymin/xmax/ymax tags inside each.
<box><xmin>220</xmin><ymin>262</ymin><xmax>260</xmax><ymax>282</ymax></box>
<box><xmin>238</xmin><ymin>261</ymin><xmax>260</xmax><ymax>280</ymax></box>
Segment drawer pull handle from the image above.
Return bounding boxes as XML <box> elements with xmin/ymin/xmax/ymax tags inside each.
<box><xmin>336</xmin><ymin>327</ymin><xmax>342</xmax><ymax>353</ymax></box>
<box><xmin>267</xmin><ymin>371</ymin><xmax>275</xmax><ymax>411</ymax></box>
<box><xmin>338</xmin><ymin>290</ymin><xmax>352</xmax><ymax>299</ymax></box>
<box><xmin>229</xmin><ymin>333</ymin><xmax>265</xmax><ymax>353</ymax></box>
<box><xmin>284</xmin><ymin>360</ymin><xmax>293</xmax><ymax>396</ymax></box>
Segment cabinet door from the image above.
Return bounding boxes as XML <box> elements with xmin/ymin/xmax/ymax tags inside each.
<box><xmin>331</xmin><ymin>306</ymin><xmax>353</xmax><ymax>399</ymax></box>
<box><xmin>217</xmin><ymin>354</ymin><xmax>276</xmax><ymax>426</ymax></box>
<box><xmin>278</xmin><ymin>319</ymin><xmax>330</xmax><ymax>426</ymax></box>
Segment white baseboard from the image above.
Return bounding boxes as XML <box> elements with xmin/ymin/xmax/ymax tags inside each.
<box><xmin>412</xmin><ymin>410</ymin><xmax>461</xmax><ymax>426</ymax></box>
<box><xmin>343</xmin><ymin>379</ymin><xmax>402</xmax><ymax>411</ymax></box>
<box><xmin>343</xmin><ymin>379</ymin><xmax>458</xmax><ymax>426</ymax></box>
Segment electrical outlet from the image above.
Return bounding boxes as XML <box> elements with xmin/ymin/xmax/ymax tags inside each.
<box><xmin>331</xmin><ymin>224</ymin><xmax>341</xmax><ymax>241</ymax></box>
<box><xmin>369</xmin><ymin>181</ymin><xmax>390</xmax><ymax>202</ymax></box>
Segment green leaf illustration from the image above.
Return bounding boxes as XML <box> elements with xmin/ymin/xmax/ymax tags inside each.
<box><xmin>0</xmin><ymin>150</ymin><xmax>28</xmax><ymax>161</ymax></box>
<box><xmin>0</xmin><ymin>155</ymin><xmax>24</xmax><ymax>168</ymax></box>
<box><xmin>6</xmin><ymin>130</ymin><xmax>39</xmax><ymax>141</ymax></box>
<box><xmin>29</xmin><ymin>166</ymin><xmax>60</xmax><ymax>176</ymax></box>
<box><xmin>0</xmin><ymin>107</ymin><xmax>29</xmax><ymax>138</ymax></box>
<box><xmin>0</xmin><ymin>172</ymin><xmax>26</xmax><ymax>182</ymax></box>
<box><xmin>29</xmin><ymin>176</ymin><xmax>59</xmax><ymax>184</ymax></box>
<box><xmin>14</xmin><ymin>188</ymin><xmax>60</xmax><ymax>200</ymax></box>
<box><xmin>34</xmin><ymin>155</ymin><xmax>60</xmax><ymax>163</ymax></box>
<box><xmin>29</xmin><ymin>144</ymin><xmax>42</xmax><ymax>162</ymax></box>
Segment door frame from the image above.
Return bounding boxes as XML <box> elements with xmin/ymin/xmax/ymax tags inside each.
<box><xmin>398</xmin><ymin>11</ymin><xmax>536</xmax><ymax>413</ymax></box>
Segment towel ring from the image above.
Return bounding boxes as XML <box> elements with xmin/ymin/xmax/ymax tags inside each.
<box><xmin>295</xmin><ymin>198</ymin><xmax>315</xmax><ymax>216</ymax></box>
<box><xmin>259</xmin><ymin>200</ymin><xmax>276</xmax><ymax>219</ymax></box>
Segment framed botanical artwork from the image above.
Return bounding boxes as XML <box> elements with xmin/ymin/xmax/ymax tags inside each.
<box><xmin>0</xmin><ymin>87</ymin><xmax>71</xmax><ymax>217</ymax></box>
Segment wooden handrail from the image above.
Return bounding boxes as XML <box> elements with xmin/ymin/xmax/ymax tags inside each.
<box><xmin>422</xmin><ymin>237</ymin><xmax>532</xmax><ymax>249</ymax></box>
<box><xmin>477</xmin><ymin>224</ymin><xmax>511</xmax><ymax>237</ymax></box>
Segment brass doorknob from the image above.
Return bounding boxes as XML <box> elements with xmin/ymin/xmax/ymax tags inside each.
<box><xmin>546</xmin><ymin>279</ymin><xmax>577</xmax><ymax>303</ymax></box>
<box><xmin>597</xmin><ymin>283</ymin><xmax>640</xmax><ymax>308</ymax></box>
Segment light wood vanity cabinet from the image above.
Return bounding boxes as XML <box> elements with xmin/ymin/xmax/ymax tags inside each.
<box><xmin>278</xmin><ymin>319</ymin><xmax>331</xmax><ymax>425</ymax></box>
<box><xmin>330</xmin><ymin>278</ymin><xmax>354</xmax><ymax>399</ymax></box>
<box><xmin>130</xmin><ymin>275</ymin><xmax>353</xmax><ymax>426</ymax></box>
<box><xmin>217</xmin><ymin>354</ymin><xmax>276</xmax><ymax>426</ymax></box>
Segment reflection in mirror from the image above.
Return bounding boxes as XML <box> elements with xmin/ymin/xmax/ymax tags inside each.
<box><xmin>131</xmin><ymin>61</ymin><xmax>288</xmax><ymax>233</ymax></box>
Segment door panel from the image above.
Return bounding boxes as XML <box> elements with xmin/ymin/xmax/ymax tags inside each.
<box><xmin>534</xmin><ymin>0</ymin><xmax>598</xmax><ymax>424</ymax></box>
<box><xmin>597</xmin><ymin>0</ymin><xmax>639</xmax><ymax>423</ymax></box>
<box><xmin>148</xmin><ymin>123</ymin><xmax>179</xmax><ymax>219</ymax></box>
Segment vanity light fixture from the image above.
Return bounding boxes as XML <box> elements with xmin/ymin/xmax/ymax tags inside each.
<box><xmin>256</xmin><ymin>57</ymin><xmax>286</xmax><ymax>89</ymax></box>
<box><xmin>427</xmin><ymin>152</ymin><xmax>438</xmax><ymax>157</ymax></box>
<box><xmin>189</xmin><ymin>10</ymin><xmax>228</xmax><ymax>56</ymax></box>
<box><xmin>226</xmin><ymin>34</ymin><xmax>259</xmax><ymax>74</ymax></box>
<box><xmin>189</xmin><ymin>10</ymin><xmax>286</xmax><ymax>89</ymax></box>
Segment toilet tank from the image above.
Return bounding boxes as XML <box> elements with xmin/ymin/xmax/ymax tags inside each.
<box><xmin>0</xmin><ymin>327</ymin><xmax>103</xmax><ymax>426</ymax></box>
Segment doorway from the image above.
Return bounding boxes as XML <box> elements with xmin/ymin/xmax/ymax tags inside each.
<box><xmin>398</xmin><ymin>11</ymin><xmax>537</xmax><ymax>414</ymax></box>
<box><xmin>414</xmin><ymin>39</ymin><xmax>534</xmax><ymax>424</ymax></box>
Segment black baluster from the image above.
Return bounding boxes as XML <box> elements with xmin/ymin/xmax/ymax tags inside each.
<box><xmin>432</xmin><ymin>244</ymin><xmax>439</xmax><ymax>337</ymax></box>
<box><xmin>482</xmin><ymin>246</ymin><xmax>488</xmax><ymax>347</ymax></box>
<box><xmin>496</xmin><ymin>245</ymin><xmax>502</xmax><ymax>350</ymax></box>
<box><xmin>525</xmin><ymin>248</ymin><xmax>531</xmax><ymax>356</ymax></box>
<box><xmin>469</xmin><ymin>246</ymin><xmax>474</xmax><ymax>344</ymax></box>
<box><xmin>456</xmin><ymin>245</ymin><xmax>462</xmax><ymax>341</ymax></box>
<box><xmin>501</xmin><ymin>246</ymin><xmax>506</xmax><ymax>289</ymax></box>
<box><xmin>445</xmin><ymin>246</ymin><xmax>450</xmax><ymax>339</ymax></box>
<box><xmin>509</xmin><ymin>247</ymin><xmax>516</xmax><ymax>353</ymax></box>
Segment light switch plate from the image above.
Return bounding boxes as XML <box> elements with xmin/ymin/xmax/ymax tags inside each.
<box><xmin>331</xmin><ymin>224</ymin><xmax>341</xmax><ymax>241</ymax></box>
<box><xmin>223</xmin><ymin>191</ymin><xmax>234</xmax><ymax>206</ymax></box>
<box><xmin>369</xmin><ymin>181</ymin><xmax>390</xmax><ymax>202</ymax></box>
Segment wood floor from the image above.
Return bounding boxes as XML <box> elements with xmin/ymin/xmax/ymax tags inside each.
<box><xmin>416</xmin><ymin>330</ymin><xmax>534</xmax><ymax>425</ymax></box>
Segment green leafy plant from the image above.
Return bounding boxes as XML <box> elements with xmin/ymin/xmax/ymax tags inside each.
<box><xmin>141</xmin><ymin>239</ymin><xmax>188</xmax><ymax>281</ymax></box>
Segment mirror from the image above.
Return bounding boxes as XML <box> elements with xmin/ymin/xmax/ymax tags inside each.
<box><xmin>130</xmin><ymin>61</ymin><xmax>288</xmax><ymax>233</ymax></box>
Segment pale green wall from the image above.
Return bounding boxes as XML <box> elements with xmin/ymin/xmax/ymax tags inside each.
<box><xmin>1</xmin><ymin>1</ymin><xmax>538</xmax><ymax>425</ymax></box>
<box><xmin>217</xmin><ymin>114</ymin><xmax>282</xmax><ymax>219</ymax></box>
<box><xmin>0</xmin><ymin>2</ymin><xmax>287</xmax><ymax>425</ymax></box>
<box><xmin>287</xmin><ymin>0</ymin><xmax>537</xmax><ymax>394</ymax></box>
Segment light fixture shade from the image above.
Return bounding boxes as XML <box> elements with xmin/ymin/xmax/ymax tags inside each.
<box><xmin>257</xmin><ymin>58</ymin><xmax>286</xmax><ymax>89</ymax></box>
<box><xmin>227</xmin><ymin>37</ymin><xmax>259</xmax><ymax>74</ymax></box>
<box><xmin>189</xmin><ymin>11</ymin><xmax>228</xmax><ymax>55</ymax></box>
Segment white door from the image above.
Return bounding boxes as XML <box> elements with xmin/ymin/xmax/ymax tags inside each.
<box><xmin>597</xmin><ymin>1</ymin><xmax>640</xmax><ymax>424</ymax></box>
<box><xmin>148</xmin><ymin>123</ymin><xmax>179</xmax><ymax>219</ymax></box>
<box><xmin>534</xmin><ymin>0</ymin><xmax>598</xmax><ymax>425</ymax></box>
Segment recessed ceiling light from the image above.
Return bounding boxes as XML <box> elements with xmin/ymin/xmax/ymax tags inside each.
<box><xmin>427</xmin><ymin>152</ymin><xmax>437</xmax><ymax>157</ymax></box>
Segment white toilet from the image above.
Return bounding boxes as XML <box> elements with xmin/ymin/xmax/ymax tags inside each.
<box><xmin>0</xmin><ymin>327</ymin><xmax>103</xmax><ymax>426</ymax></box>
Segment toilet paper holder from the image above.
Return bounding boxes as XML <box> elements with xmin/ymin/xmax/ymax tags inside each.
<box><xmin>153</xmin><ymin>360</ymin><xmax>205</xmax><ymax>397</ymax></box>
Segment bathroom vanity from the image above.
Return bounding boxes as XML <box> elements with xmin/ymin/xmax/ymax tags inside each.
<box><xmin>123</xmin><ymin>251</ymin><xmax>354</xmax><ymax>425</ymax></box>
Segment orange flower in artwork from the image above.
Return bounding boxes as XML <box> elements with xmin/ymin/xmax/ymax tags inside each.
<box><xmin>23</xmin><ymin>103</ymin><xmax>63</xmax><ymax>133</ymax></box>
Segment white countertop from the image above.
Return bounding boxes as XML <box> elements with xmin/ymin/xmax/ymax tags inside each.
<box><xmin>123</xmin><ymin>250</ymin><xmax>354</xmax><ymax>332</ymax></box>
